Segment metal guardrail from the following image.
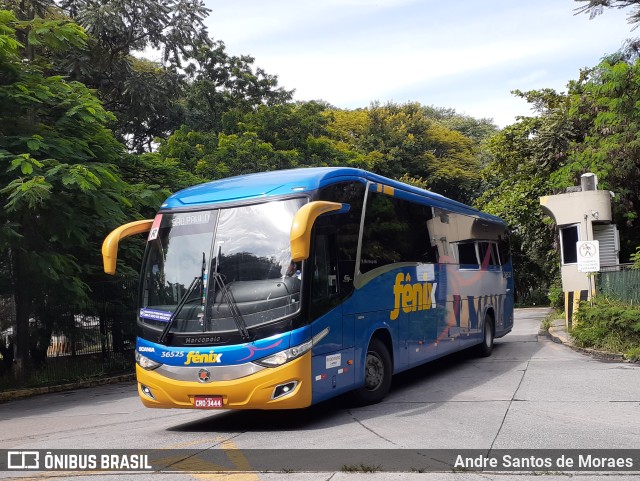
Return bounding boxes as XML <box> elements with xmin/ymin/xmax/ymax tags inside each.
<box><xmin>599</xmin><ymin>263</ymin><xmax>635</xmax><ymax>273</ymax></box>
<box><xmin>598</xmin><ymin>265</ymin><xmax>640</xmax><ymax>304</ymax></box>
<box><xmin>0</xmin><ymin>279</ymin><xmax>138</xmax><ymax>390</ymax></box>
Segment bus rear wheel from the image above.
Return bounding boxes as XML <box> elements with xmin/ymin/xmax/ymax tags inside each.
<box><xmin>477</xmin><ymin>313</ymin><xmax>495</xmax><ymax>357</ymax></box>
<box><xmin>351</xmin><ymin>338</ymin><xmax>392</xmax><ymax>405</ymax></box>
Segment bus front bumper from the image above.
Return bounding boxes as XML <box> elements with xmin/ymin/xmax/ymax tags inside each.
<box><xmin>135</xmin><ymin>352</ymin><xmax>312</xmax><ymax>410</ymax></box>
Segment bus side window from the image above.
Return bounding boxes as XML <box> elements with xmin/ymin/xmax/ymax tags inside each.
<box><xmin>491</xmin><ymin>243</ymin><xmax>500</xmax><ymax>266</ymax></box>
<box><xmin>360</xmin><ymin>191</ymin><xmax>437</xmax><ymax>274</ymax></box>
<box><xmin>478</xmin><ymin>241</ymin><xmax>500</xmax><ymax>268</ymax></box>
<box><xmin>457</xmin><ymin>242</ymin><xmax>480</xmax><ymax>269</ymax></box>
<box><xmin>318</xmin><ymin>181</ymin><xmax>365</xmax><ymax>297</ymax></box>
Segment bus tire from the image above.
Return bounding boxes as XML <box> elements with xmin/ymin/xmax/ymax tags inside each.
<box><xmin>477</xmin><ymin>313</ymin><xmax>495</xmax><ymax>357</ymax></box>
<box><xmin>351</xmin><ymin>338</ymin><xmax>392</xmax><ymax>405</ymax></box>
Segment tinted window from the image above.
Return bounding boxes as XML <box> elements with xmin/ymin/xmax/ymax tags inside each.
<box><xmin>309</xmin><ymin>230</ymin><xmax>340</xmax><ymax>319</ymax></box>
<box><xmin>457</xmin><ymin>242</ymin><xmax>479</xmax><ymax>267</ymax></box>
<box><xmin>478</xmin><ymin>241</ymin><xmax>500</xmax><ymax>266</ymax></box>
<box><xmin>318</xmin><ymin>181</ymin><xmax>365</xmax><ymax>268</ymax></box>
<box><xmin>318</xmin><ymin>181</ymin><xmax>365</xmax><ymax>295</ymax></box>
<box><xmin>360</xmin><ymin>190</ymin><xmax>437</xmax><ymax>274</ymax></box>
<box><xmin>561</xmin><ymin>225</ymin><xmax>579</xmax><ymax>264</ymax></box>
<box><xmin>139</xmin><ymin>199</ymin><xmax>306</xmax><ymax>337</ymax></box>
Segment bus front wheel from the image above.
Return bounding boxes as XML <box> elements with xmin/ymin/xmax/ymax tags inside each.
<box><xmin>351</xmin><ymin>338</ymin><xmax>392</xmax><ymax>405</ymax></box>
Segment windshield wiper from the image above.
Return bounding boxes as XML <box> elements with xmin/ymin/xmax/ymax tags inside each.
<box><xmin>211</xmin><ymin>273</ymin><xmax>250</xmax><ymax>341</ymax></box>
<box><xmin>158</xmin><ymin>253</ymin><xmax>206</xmax><ymax>345</ymax></box>
<box><xmin>211</xmin><ymin>245</ymin><xmax>250</xmax><ymax>341</ymax></box>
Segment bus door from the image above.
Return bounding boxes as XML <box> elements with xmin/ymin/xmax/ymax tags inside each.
<box><xmin>309</xmin><ymin>224</ymin><xmax>355</xmax><ymax>401</ymax></box>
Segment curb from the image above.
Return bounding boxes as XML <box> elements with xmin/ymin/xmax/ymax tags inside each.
<box><xmin>0</xmin><ymin>373</ymin><xmax>135</xmax><ymax>403</ymax></box>
<box><xmin>545</xmin><ymin>328</ymin><xmax>627</xmax><ymax>362</ymax></box>
<box><xmin>546</xmin><ymin>327</ymin><xmax>569</xmax><ymax>345</ymax></box>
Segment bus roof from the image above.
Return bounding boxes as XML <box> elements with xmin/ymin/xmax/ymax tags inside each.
<box><xmin>161</xmin><ymin>167</ymin><xmax>503</xmax><ymax>223</ymax></box>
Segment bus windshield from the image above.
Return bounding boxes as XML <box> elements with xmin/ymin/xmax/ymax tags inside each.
<box><xmin>139</xmin><ymin>198</ymin><xmax>305</xmax><ymax>339</ymax></box>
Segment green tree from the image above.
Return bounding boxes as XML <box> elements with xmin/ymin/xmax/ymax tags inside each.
<box><xmin>182</xmin><ymin>42</ymin><xmax>293</xmax><ymax>134</ymax></box>
<box><xmin>479</xmin><ymin>48</ymin><xmax>640</xmax><ymax>299</ymax></box>
<box><xmin>476</xmin><ymin>117</ymin><xmax>560</xmax><ymax>302</ymax></box>
<box><xmin>422</xmin><ymin>106</ymin><xmax>499</xmax><ymax>144</ymax></box>
<box><xmin>6</xmin><ymin>1</ymin><xmax>292</xmax><ymax>152</ymax></box>
<box><xmin>326</xmin><ymin>102</ymin><xmax>481</xmax><ymax>203</ymax></box>
<box><xmin>631</xmin><ymin>245</ymin><xmax>640</xmax><ymax>268</ymax></box>
<box><xmin>555</xmin><ymin>53</ymin><xmax>640</xmax><ymax>259</ymax></box>
<box><xmin>225</xmin><ymin>101</ymin><xmax>331</xmax><ymax>152</ymax></box>
<box><xmin>56</xmin><ymin>0</ymin><xmax>211</xmax><ymax>152</ymax></box>
<box><xmin>0</xmin><ymin>10</ymin><xmax>159</xmax><ymax>376</ymax></box>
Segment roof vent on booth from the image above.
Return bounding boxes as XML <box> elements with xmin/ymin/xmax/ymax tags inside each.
<box><xmin>581</xmin><ymin>172</ymin><xmax>598</xmax><ymax>192</ymax></box>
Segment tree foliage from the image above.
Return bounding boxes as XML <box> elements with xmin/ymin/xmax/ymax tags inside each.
<box><xmin>575</xmin><ymin>0</ymin><xmax>640</xmax><ymax>26</ymax></box>
<box><xmin>4</xmin><ymin>1</ymin><xmax>293</xmax><ymax>152</ymax></box>
<box><xmin>0</xmin><ymin>9</ymin><xmax>164</xmax><ymax>373</ymax></box>
<box><xmin>556</xmin><ymin>55</ymin><xmax>640</xmax><ymax>246</ymax></box>
<box><xmin>182</xmin><ymin>41</ymin><xmax>293</xmax><ymax>135</ymax></box>
<box><xmin>476</xmin><ymin>116</ymin><xmax>560</xmax><ymax>301</ymax></box>
<box><xmin>56</xmin><ymin>0</ymin><xmax>211</xmax><ymax>151</ymax></box>
<box><xmin>479</xmin><ymin>48</ymin><xmax>640</xmax><ymax>300</ymax></box>
<box><xmin>0</xmin><ymin>1</ymin><xmax>516</xmax><ymax>380</ymax></box>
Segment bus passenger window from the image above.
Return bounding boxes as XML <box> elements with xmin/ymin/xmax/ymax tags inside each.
<box><xmin>457</xmin><ymin>242</ymin><xmax>479</xmax><ymax>268</ymax></box>
<box><xmin>478</xmin><ymin>241</ymin><xmax>499</xmax><ymax>267</ymax></box>
<box><xmin>318</xmin><ymin>181</ymin><xmax>365</xmax><ymax>296</ymax></box>
<box><xmin>359</xmin><ymin>191</ymin><xmax>437</xmax><ymax>275</ymax></box>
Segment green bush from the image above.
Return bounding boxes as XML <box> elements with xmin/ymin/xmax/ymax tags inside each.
<box><xmin>571</xmin><ymin>297</ymin><xmax>640</xmax><ymax>357</ymax></box>
<box><xmin>547</xmin><ymin>278</ymin><xmax>564</xmax><ymax>310</ymax></box>
<box><xmin>626</xmin><ymin>347</ymin><xmax>640</xmax><ymax>362</ymax></box>
<box><xmin>632</xmin><ymin>246</ymin><xmax>640</xmax><ymax>269</ymax></box>
<box><xmin>540</xmin><ymin>310</ymin><xmax>562</xmax><ymax>331</ymax></box>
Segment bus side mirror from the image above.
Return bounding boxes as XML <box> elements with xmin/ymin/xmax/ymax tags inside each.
<box><xmin>102</xmin><ymin>219</ymin><xmax>154</xmax><ymax>275</ymax></box>
<box><xmin>290</xmin><ymin>201</ymin><xmax>348</xmax><ymax>262</ymax></box>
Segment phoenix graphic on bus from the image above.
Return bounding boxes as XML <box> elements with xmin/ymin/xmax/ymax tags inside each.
<box><xmin>102</xmin><ymin>168</ymin><xmax>513</xmax><ymax>410</ymax></box>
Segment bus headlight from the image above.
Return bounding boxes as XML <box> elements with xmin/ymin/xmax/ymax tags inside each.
<box><xmin>255</xmin><ymin>328</ymin><xmax>329</xmax><ymax>367</ymax></box>
<box><xmin>135</xmin><ymin>351</ymin><xmax>162</xmax><ymax>370</ymax></box>
<box><xmin>255</xmin><ymin>339</ymin><xmax>312</xmax><ymax>367</ymax></box>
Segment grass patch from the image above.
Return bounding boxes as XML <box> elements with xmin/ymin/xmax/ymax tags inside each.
<box><xmin>342</xmin><ymin>463</ymin><xmax>382</xmax><ymax>473</ymax></box>
<box><xmin>540</xmin><ymin>310</ymin><xmax>561</xmax><ymax>332</ymax></box>
<box><xmin>626</xmin><ymin>347</ymin><xmax>640</xmax><ymax>361</ymax></box>
<box><xmin>571</xmin><ymin>297</ymin><xmax>640</xmax><ymax>359</ymax></box>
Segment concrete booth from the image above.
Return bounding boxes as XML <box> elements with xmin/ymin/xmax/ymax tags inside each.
<box><xmin>539</xmin><ymin>173</ymin><xmax>619</xmax><ymax>329</ymax></box>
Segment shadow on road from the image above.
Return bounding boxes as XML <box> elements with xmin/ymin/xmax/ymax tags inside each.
<box><xmin>167</xmin><ymin>336</ymin><xmax>540</xmax><ymax>434</ymax></box>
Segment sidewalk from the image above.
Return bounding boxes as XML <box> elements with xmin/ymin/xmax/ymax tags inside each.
<box><xmin>546</xmin><ymin>318</ymin><xmax>626</xmax><ymax>361</ymax></box>
<box><xmin>0</xmin><ymin>373</ymin><xmax>135</xmax><ymax>403</ymax></box>
<box><xmin>546</xmin><ymin>318</ymin><xmax>572</xmax><ymax>345</ymax></box>
<box><xmin>1</xmin><ymin>320</ymin><xmax>629</xmax><ymax>403</ymax></box>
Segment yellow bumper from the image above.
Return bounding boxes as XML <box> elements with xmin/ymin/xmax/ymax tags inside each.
<box><xmin>136</xmin><ymin>351</ymin><xmax>312</xmax><ymax>410</ymax></box>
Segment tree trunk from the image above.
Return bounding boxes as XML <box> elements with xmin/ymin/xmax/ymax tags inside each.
<box><xmin>13</xmin><ymin>248</ymin><xmax>32</xmax><ymax>382</ymax></box>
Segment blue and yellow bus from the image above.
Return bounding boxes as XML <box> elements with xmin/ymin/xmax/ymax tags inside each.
<box><xmin>103</xmin><ymin>167</ymin><xmax>513</xmax><ymax>410</ymax></box>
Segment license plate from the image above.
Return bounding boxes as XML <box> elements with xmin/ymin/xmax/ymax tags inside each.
<box><xmin>193</xmin><ymin>395</ymin><xmax>224</xmax><ymax>409</ymax></box>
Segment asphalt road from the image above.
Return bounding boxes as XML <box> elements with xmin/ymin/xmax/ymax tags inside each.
<box><xmin>2</xmin><ymin>307</ymin><xmax>640</xmax><ymax>481</ymax></box>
